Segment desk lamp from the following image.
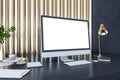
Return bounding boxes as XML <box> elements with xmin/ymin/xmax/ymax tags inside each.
<box><xmin>97</xmin><ymin>24</ymin><xmax>110</xmax><ymax>62</ymax></box>
<box><xmin>98</xmin><ymin>24</ymin><xmax>108</xmax><ymax>58</ymax></box>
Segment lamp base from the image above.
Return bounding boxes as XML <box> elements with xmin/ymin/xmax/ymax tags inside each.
<box><xmin>93</xmin><ymin>55</ymin><xmax>111</xmax><ymax>62</ymax></box>
<box><xmin>98</xmin><ymin>56</ymin><xmax>111</xmax><ymax>62</ymax></box>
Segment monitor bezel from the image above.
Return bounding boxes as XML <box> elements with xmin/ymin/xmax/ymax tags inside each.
<box><xmin>41</xmin><ymin>15</ymin><xmax>90</xmax><ymax>52</ymax></box>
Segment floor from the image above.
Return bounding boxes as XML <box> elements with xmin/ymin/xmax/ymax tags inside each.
<box><xmin>1</xmin><ymin>54</ymin><xmax>120</xmax><ymax>80</ymax></box>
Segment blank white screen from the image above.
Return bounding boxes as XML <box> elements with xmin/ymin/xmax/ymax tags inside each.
<box><xmin>42</xmin><ymin>17</ymin><xmax>90</xmax><ymax>51</ymax></box>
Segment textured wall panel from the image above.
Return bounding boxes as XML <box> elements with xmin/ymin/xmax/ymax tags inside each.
<box><xmin>0</xmin><ymin>0</ymin><xmax>92</xmax><ymax>62</ymax></box>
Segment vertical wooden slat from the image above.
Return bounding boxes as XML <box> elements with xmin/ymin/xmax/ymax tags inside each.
<box><xmin>15</xmin><ymin>0</ymin><xmax>18</xmax><ymax>56</ymax></box>
<box><xmin>71</xmin><ymin>0</ymin><xmax>74</xmax><ymax>18</ymax></box>
<box><xmin>2</xmin><ymin>0</ymin><xmax>6</xmax><ymax>57</ymax></box>
<box><xmin>84</xmin><ymin>0</ymin><xmax>86</xmax><ymax>20</ymax></box>
<box><xmin>31</xmin><ymin>0</ymin><xmax>36</xmax><ymax>62</ymax></box>
<box><xmin>80</xmin><ymin>0</ymin><xmax>84</xmax><ymax>19</ymax></box>
<box><xmin>0</xmin><ymin>0</ymin><xmax>1</xmax><ymax>24</ymax></box>
<box><xmin>75</xmin><ymin>0</ymin><xmax>78</xmax><ymax>19</ymax></box>
<box><xmin>38</xmin><ymin>0</ymin><xmax>41</xmax><ymax>61</ymax></box>
<box><xmin>61</xmin><ymin>0</ymin><xmax>64</xmax><ymax>17</ymax></box>
<box><xmin>17</xmin><ymin>0</ymin><xmax>20</xmax><ymax>57</ymax></box>
<box><xmin>9</xmin><ymin>0</ymin><xmax>14</xmax><ymax>54</ymax></box>
<box><xmin>13</xmin><ymin>0</ymin><xmax>15</xmax><ymax>54</ymax></box>
<box><xmin>27</xmin><ymin>0</ymin><xmax>31</xmax><ymax>61</ymax></box>
<box><xmin>23</xmin><ymin>0</ymin><xmax>26</xmax><ymax>58</ymax></box>
<box><xmin>57</xmin><ymin>0</ymin><xmax>60</xmax><ymax>17</ymax></box>
<box><xmin>31</xmin><ymin>0</ymin><xmax>34</xmax><ymax>61</ymax></box>
<box><xmin>26</xmin><ymin>0</ymin><xmax>28</xmax><ymax>58</ymax></box>
<box><xmin>78</xmin><ymin>0</ymin><xmax>81</xmax><ymax>19</ymax></box>
<box><xmin>40</xmin><ymin>1</ymin><xmax>45</xmax><ymax>56</ymax></box>
<box><xmin>64</xmin><ymin>0</ymin><xmax>67</xmax><ymax>18</ymax></box>
<box><xmin>86</xmin><ymin>0</ymin><xmax>89</xmax><ymax>20</ymax></box>
<box><xmin>36</xmin><ymin>0</ymin><xmax>38</xmax><ymax>61</ymax></box>
<box><xmin>45</xmin><ymin>0</ymin><xmax>49</xmax><ymax>15</ymax></box>
<box><xmin>20</xmin><ymin>0</ymin><xmax>24</xmax><ymax>58</ymax></box>
<box><xmin>49</xmin><ymin>0</ymin><xmax>52</xmax><ymax>16</ymax></box>
<box><xmin>41</xmin><ymin>0</ymin><xmax>45</xmax><ymax>15</ymax></box>
<box><xmin>67</xmin><ymin>0</ymin><xmax>71</xmax><ymax>18</ymax></box>
<box><xmin>36</xmin><ymin>0</ymin><xmax>40</xmax><ymax>61</ymax></box>
<box><xmin>34</xmin><ymin>0</ymin><xmax>36</xmax><ymax>61</ymax></box>
<box><xmin>1</xmin><ymin>0</ymin><xmax>3</xmax><ymax>24</ymax></box>
<box><xmin>6</xmin><ymin>1</ymin><xmax>9</xmax><ymax>57</ymax></box>
<box><xmin>53</xmin><ymin>0</ymin><xmax>57</xmax><ymax>16</ymax></box>
<box><xmin>89</xmin><ymin>0</ymin><xmax>92</xmax><ymax>49</ymax></box>
<box><xmin>2</xmin><ymin>0</ymin><xmax>5</xmax><ymax>58</ymax></box>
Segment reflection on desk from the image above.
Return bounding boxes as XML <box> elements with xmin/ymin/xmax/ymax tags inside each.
<box><xmin>0</xmin><ymin>54</ymin><xmax>120</xmax><ymax>80</ymax></box>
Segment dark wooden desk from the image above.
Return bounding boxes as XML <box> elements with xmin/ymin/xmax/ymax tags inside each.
<box><xmin>1</xmin><ymin>54</ymin><xmax>120</xmax><ymax>80</ymax></box>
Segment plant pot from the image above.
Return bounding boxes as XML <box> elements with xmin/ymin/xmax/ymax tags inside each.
<box><xmin>0</xmin><ymin>42</ymin><xmax>4</xmax><ymax>61</ymax></box>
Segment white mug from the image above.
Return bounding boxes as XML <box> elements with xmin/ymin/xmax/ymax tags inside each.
<box><xmin>9</xmin><ymin>54</ymin><xmax>16</xmax><ymax>60</ymax></box>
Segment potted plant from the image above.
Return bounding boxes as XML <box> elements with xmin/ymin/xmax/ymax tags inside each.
<box><xmin>0</xmin><ymin>25</ymin><xmax>15</xmax><ymax>61</ymax></box>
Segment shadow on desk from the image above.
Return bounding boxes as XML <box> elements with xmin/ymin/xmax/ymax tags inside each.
<box><xmin>87</xmin><ymin>72</ymin><xmax>120</xmax><ymax>80</ymax></box>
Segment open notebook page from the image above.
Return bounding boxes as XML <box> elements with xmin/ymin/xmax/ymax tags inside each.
<box><xmin>0</xmin><ymin>69</ymin><xmax>30</xmax><ymax>79</ymax></box>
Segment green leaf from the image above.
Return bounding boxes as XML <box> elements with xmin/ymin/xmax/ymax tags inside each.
<box><xmin>0</xmin><ymin>25</ymin><xmax>15</xmax><ymax>41</ymax></box>
<box><xmin>0</xmin><ymin>25</ymin><xmax>4</xmax><ymax>33</ymax></box>
<box><xmin>8</xmin><ymin>26</ymin><xmax>16</xmax><ymax>32</ymax></box>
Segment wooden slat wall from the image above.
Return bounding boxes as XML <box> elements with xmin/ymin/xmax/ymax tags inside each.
<box><xmin>0</xmin><ymin>0</ymin><xmax>92</xmax><ymax>62</ymax></box>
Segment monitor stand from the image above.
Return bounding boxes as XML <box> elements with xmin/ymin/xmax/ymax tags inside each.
<box><xmin>60</xmin><ymin>56</ymin><xmax>74</xmax><ymax>63</ymax></box>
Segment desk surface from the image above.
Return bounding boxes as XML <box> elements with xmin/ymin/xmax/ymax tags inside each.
<box><xmin>1</xmin><ymin>54</ymin><xmax>120</xmax><ymax>80</ymax></box>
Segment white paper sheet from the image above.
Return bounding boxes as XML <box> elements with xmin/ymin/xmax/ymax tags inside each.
<box><xmin>0</xmin><ymin>69</ymin><xmax>30</xmax><ymax>79</ymax></box>
<box><xmin>27</xmin><ymin>62</ymin><xmax>42</xmax><ymax>68</ymax></box>
<box><xmin>64</xmin><ymin>60</ymin><xmax>91</xmax><ymax>66</ymax></box>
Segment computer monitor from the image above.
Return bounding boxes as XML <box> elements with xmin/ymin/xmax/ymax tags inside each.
<box><xmin>41</xmin><ymin>16</ymin><xmax>91</xmax><ymax>59</ymax></box>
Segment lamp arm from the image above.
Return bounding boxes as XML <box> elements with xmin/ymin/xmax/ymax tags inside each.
<box><xmin>98</xmin><ymin>35</ymin><xmax>101</xmax><ymax>57</ymax></box>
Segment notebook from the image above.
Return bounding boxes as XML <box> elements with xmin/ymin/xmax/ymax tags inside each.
<box><xmin>0</xmin><ymin>69</ymin><xmax>30</xmax><ymax>79</ymax></box>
